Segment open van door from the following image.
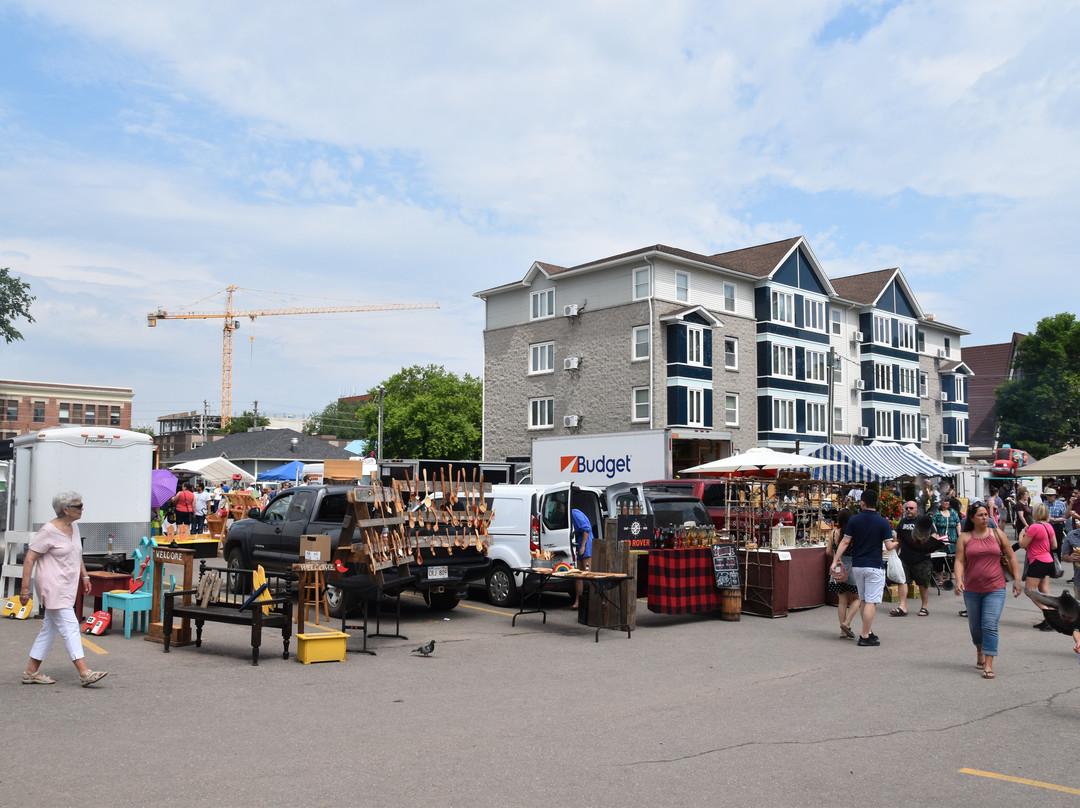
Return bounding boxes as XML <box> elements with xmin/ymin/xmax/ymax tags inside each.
<box><xmin>537</xmin><ymin>484</ymin><xmax>603</xmax><ymax>561</ymax></box>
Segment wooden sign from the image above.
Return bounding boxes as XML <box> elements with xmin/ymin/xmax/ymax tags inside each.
<box><xmin>712</xmin><ymin>543</ymin><xmax>740</xmax><ymax>589</ymax></box>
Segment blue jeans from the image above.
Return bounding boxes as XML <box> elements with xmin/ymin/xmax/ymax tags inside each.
<box><xmin>963</xmin><ymin>587</ymin><xmax>1006</xmax><ymax>656</ymax></box>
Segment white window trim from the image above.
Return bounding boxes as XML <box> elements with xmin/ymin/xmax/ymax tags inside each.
<box><xmin>687</xmin><ymin>388</ymin><xmax>705</xmax><ymax>427</ymax></box>
<box><xmin>632</xmin><ymin>325</ymin><xmax>650</xmax><ymax>362</ymax></box>
<box><xmin>530</xmin><ymin>289</ymin><xmax>555</xmax><ymax>321</ymax></box>
<box><xmin>632</xmin><ymin>387</ymin><xmax>650</xmax><ymax>423</ymax></box>
<box><xmin>687</xmin><ymin>326</ymin><xmax>704</xmax><ymax>366</ymax></box>
<box><xmin>723</xmin><ymin>282</ymin><xmax>736</xmax><ymax>313</ymax></box>
<box><xmin>873</xmin><ymin>314</ymin><xmax>892</xmax><ymax>346</ymax></box>
<box><xmin>529</xmin><ymin>341</ymin><xmax>554</xmax><ymax>375</ymax></box>
<box><xmin>955</xmin><ymin>376</ymin><xmax>964</xmax><ymax>402</ymax></box>
<box><xmin>675</xmin><ymin>271</ymin><xmax>689</xmax><ymax>303</ymax></box>
<box><xmin>806</xmin><ymin>349</ymin><xmax>827</xmax><ymax>383</ymax></box>
<box><xmin>773</xmin><ymin>344</ymin><xmax>795</xmax><ymax>378</ymax></box>
<box><xmin>898</xmin><ymin>366</ymin><xmax>917</xmax><ymax>396</ymax></box>
<box><xmin>633</xmin><ymin>267</ymin><xmax>651</xmax><ymax>300</ymax></box>
<box><xmin>900</xmin><ymin>411</ymin><xmax>918</xmax><ymax>441</ymax></box>
<box><xmin>804</xmin><ymin>298</ymin><xmax>827</xmax><ymax>333</ymax></box>
<box><xmin>773</xmin><ymin>398</ymin><xmax>796</xmax><ymax>432</ymax></box>
<box><xmin>806</xmin><ymin>401</ymin><xmax>827</xmax><ymax>434</ymax></box>
<box><xmin>771</xmin><ymin>290</ymin><xmax>794</xmax><ymax>324</ymax></box>
<box><xmin>833</xmin><ymin>406</ymin><xmax>844</xmax><ymax>434</ymax></box>
<box><xmin>920</xmin><ymin>414</ymin><xmax>929</xmax><ymax>441</ymax></box>
<box><xmin>723</xmin><ymin>337</ymin><xmax>738</xmax><ymax>371</ymax></box>
<box><xmin>875</xmin><ymin>409</ymin><xmax>894</xmax><ymax>439</ymax></box>
<box><xmin>724</xmin><ymin>393</ymin><xmax>739</xmax><ymax>427</ymax></box>
<box><xmin>830</xmin><ymin>308</ymin><xmax>843</xmax><ymax>336</ymax></box>
<box><xmin>529</xmin><ymin>397</ymin><xmax>554</xmax><ymax>430</ymax></box>
<box><xmin>898</xmin><ymin>321</ymin><xmax>915</xmax><ymax>350</ymax></box>
<box><xmin>919</xmin><ymin>371</ymin><xmax>928</xmax><ymax>398</ymax></box>
<box><xmin>875</xmin><ymin>362</ymin><xmax>893</xmax><ymax>393</ymax></box>
<box><xmin>832</xmin><ymin>354</ymin><xmax>842</xmax><ymax>384</ymax></box>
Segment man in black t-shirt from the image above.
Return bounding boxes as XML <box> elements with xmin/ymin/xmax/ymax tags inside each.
<box><xmin>892</xmin><ymin>502</ymin><xmax>931</xmax><ymax>616</ymax></box>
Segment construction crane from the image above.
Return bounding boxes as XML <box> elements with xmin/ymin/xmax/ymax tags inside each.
<box><xmin>147</xmin><ymin>285</ymin><xmax>439</xmax><ymax>427</ymax></box>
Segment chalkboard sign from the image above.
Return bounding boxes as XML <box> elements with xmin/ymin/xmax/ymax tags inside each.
<box><xmin>712</xmin><ymin>544</ymin><xmax>740</xmax><ymax>589</ymax></box>
<box><xmin>617</xmin><ymin>514</ymin><xmax>656</xmax><ymax>550</ymax></box>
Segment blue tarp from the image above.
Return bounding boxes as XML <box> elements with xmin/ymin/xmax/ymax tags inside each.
<box><xmin>256</xmin><ymin>460</ymin><xmax>306</xmax><ymax>482</ymax></box>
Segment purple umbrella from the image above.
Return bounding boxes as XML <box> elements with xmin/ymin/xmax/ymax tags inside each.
<box><xmin>151</xmin><ymin>468</ymin><xmax>179</xmax><ymax>509</ymax></box>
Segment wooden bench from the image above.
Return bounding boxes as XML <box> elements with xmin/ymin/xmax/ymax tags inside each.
<box><xmin>162</xmin><ymin>562</ymin><xmax>294</xmax><ymax>665</ymax></box>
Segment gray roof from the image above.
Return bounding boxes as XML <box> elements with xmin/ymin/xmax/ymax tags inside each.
<box><xmin>165</xmin><ymin>429</ymin><xmax>356</xmax><ymax>465</ymax></box>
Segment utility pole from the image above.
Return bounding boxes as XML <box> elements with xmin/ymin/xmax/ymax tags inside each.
<box><xmin>253</xmin><ymin>400</ymin><xmax>259</xmax><ymax>432</ymax></box>
<box><xmin>202</xmin><ymin>399</ymin><xmax>208</xmax><ymax>441</ymax></box>
<box><xmin>827</xmin><ymin>346</ymin><xmax>836</xmax><ymax>444</ymax></box>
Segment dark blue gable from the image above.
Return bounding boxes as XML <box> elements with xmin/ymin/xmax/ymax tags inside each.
<box><xmin>879</xmin><ymin>279</ymin><xmax>917</xmax><ymax>318</ymax></box>
<box><xmin>774</xmin><ymin>247</ymin><xmax>828</xmax><ymax>294</ymax></box>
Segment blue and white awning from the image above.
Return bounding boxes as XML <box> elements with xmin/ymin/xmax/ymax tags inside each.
<box><xmin>798</xmin><ymin>443</ymin><xmax>957</xmax><ymax>483</ymax></box>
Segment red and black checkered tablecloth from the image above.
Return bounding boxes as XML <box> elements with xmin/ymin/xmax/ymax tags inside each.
<box><xmin>646</xmin><ymin>548</ymin><xmax>722</xmax><ymax>614</ymax></box>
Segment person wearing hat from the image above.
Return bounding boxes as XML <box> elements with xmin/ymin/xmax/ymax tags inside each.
<box><xmin>1045</xmin><ymin>487</ymin><xmax>1068</xmax><ymax>546</ymax></box>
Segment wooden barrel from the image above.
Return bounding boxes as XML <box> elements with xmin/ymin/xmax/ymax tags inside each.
<box><xmin>720</xmin><ymin>587</ymin><xmax>742</xmax><ymax>621</ymax></box>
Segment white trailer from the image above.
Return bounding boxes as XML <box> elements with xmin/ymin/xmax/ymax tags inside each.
<box><xmin>531</xmin><ymin>429</ymin><xmax>673</xmax><ymax>486</ymax></box>
<box><xmin>6</xmin><ymin>427</ymin><xmax>153</xmax><ymax>556</ymax></box>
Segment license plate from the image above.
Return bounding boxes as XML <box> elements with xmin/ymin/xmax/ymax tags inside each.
<box><xmin>428</xmin><ymin>566</ymin><xmax>448</xmax><ymax>581</ymax></box>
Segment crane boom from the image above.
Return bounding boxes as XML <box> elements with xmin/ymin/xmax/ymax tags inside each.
<box><xmin>147</xmin><ymin>285</ymin><xmax>439</xmax><ymax>426</ymax></box>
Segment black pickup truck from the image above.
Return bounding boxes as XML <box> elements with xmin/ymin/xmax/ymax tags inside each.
<box><xmin>222</xmin><ymin>484</ymin><xmax>490</xmax><ymax>614</ymax></box>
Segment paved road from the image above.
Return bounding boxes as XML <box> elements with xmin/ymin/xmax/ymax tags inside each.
<box><xmin>2</xmin><ymin>584</ymin><xmax>1079</xmax><ymax>807</ymax></box>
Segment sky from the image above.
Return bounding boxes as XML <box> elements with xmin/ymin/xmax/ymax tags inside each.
<box><xmin>1</xmin><ymin>0</ymin><xmax>1077</xmax><ymax>430</ymax></box>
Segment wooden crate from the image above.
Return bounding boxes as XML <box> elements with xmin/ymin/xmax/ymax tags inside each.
<box><xmin>296</xmin><ymin>631</ymin><xmax>348</xmax><ymax>664</ymax></box>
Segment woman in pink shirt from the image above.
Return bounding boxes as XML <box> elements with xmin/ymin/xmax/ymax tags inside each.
<box><xmin>954</xmin><ymin>502</ymin><xmax>1023</xmax><ymax>679</ymax></box>
<box><xmin>18</xmin><ymin>491</ymin><xmax>108</xmax><ymax>686</ymax></box>
<box><xmin>1020</xmin><ymin>502</ymin><xmax>1058</xmax><ymax>631</ymax></box>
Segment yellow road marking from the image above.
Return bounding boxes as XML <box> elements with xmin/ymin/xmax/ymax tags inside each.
<box><xmin>80</xmin><ymin>636</ymin><xmax>108</xmax><ymax>655</ymax></box>
<box><xmin>456</xmin><ymin>601</ymin><xmax>513</xmax><ymax>617</ymax></box>
<box><xmin>959</xmin><ymin>768</ymin><xmax>1080</xmax><ymax>796</ymax></box>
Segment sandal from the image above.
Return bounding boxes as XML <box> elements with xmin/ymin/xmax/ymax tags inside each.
<box><xmin>840</xmin><ymin>624</ymin><xmax>855</xmax><ymax>639</ymax></box>
<box><xmin>917</xmin><ymin>608</ymin><xmax>929</xmax><ymax>616</ymax></box>
<box><xmin>79</xmin><ymin>670</ymin><xmax>108</xmax><ymax>687</ymax></box>
<box><xmin>982</xmin><ymin>671</ymin><xmax>995</xmax><ymax>679</ymax></box>
<box><xmin>889</xmin><ymin>607</ymin><xmax>908</xmax><ymax>616</ymax></box>
<box><xmin>21</xmin><ymin>671</ymin><xmax>56</xmax><ymax>685</ymax></box>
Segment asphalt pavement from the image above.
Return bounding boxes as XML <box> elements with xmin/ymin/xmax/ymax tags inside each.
<box><xmin>2</xmin><ymin>581</ymin><xmax>1079</xmax><ymax>807</ymax></box>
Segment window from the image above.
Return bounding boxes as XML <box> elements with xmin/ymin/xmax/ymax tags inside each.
<box><xmin>59</xmin><ymin>404</ymin><xmax>70</xmax><ymax>424</ymax></box>
<box><xmin>632</xmin><ymin>387</ymin><xmax>650</xmax><ymax>422</ymax></box>
<box><xmin>876</xmin><ymin>409</ymin><xmax>893</xmax><ymax>439</ymax></box>
<box><xmin>529</xmin><ymin>398</ymin><xmax>554</xmax><ymax>429</ymax></box>
<box><xmin>944</xmin><ymin>337</ymin><xmax>951</xmax><ymax>357</ymax></box>
<box><xmin>806</xmin><ymin>350</ymin><xmax>827</xmax><ymax>383</ymax></box>
<box><xmin>773</xmin><ymin>398</ymin><xmax>795</xmax><ymax>431</ymax></box>
<box><xmin>687</xmin><ymin>388</ymin><xmax>704</xmax><ymax>427</ymax></box>
<box><xmin>723</xmin><ymin>282</ymin><xmax>736</xmax><ymax>313</ymax></box>
<box><xmin>724</xmin><ymin>337</ymin><xmax>738</xmax><ymax>370</ymax></box>
<box><xmin>831</xmin><ymin>308</ymin><xmax>843</xmax><ymax>335</ymax></box>
<box><xmin>687</xmin><ymin>326</ymin><xmax>704</xmax><ymax>365</ymax></box>
<box><xmin>898</xmin><ymin>321</ymin><xmax>915</xmax><ymax>350</ymax></box>
<box><xmin>873</xmin><ymin>314</ymin><xmax>891</xmax><ymax>346</ymax></box>
<box><xmin>955</xmin><ymin>376</ymin><xmax>965</xmax><ymax>402</ymax></box>
<box><xmin>530</xmin><ymin>289</ymin><xmax>555</xmax><ymax>320</ymax></box>
<box><xmin>110</xmin><ymin>407</ymin><xmax>121</xmax><ymax>426</ymax></box>
<box><xmin>634</xmin><ymin>267</ymin><xmax>651</xmax><ymax>300</ymax></box>
<box><xmin>529</xmin><ymin>342</ymin><xmax>554</xmax><ymax>374</ymax></box>
<box><xmin>833</xmin><ymin>406</ymin><xmax>844</xmax><ymax>434</ymax></box>
<box><xmin>920</xmin><ymin>415</ymin><xmax>929</xmax><ymax>441</ymax></box>
<box><xmin>898</xmin><ymin>367</ymin><xmax>917</xmax><ymax>396</ymax></box>
<box><xmin>33</xmin><ymin>401</ymin><xmax>44</xmax><ymax>422</ymax></box>
<box><xmin>632</xmin><ymin>326</ymin><xmax>650</xmax><ymax>361</ymax></box>
<box><xmin>771</xmin><ymin>290</ymin><xmax>794</xmax><ymax>323</ymax></box>
<box><xmin>919</xmin><ymin>372</ymin><xmax>928</xmax><ymax>397</ymax></box>
<box><xmin>5</xmin><ymin>400</ymin><xmax>16</xmax><ymax>421</ymax></box>
<box><xmin>724</xmin><ymin>393</ymin><xmax>738</xmax><ymax>426</ymax></box>
<box><xmin>772</xmin><ymin>344</ymin><xmax>795</xmax><ymax>377</ymax></box>
<box><xmin>917</xmin><ymin>330</ymin><xmax>925</xmax><ymax>353</ymax></box>
<box><xmin>675</xmin><ymin>272</ymin><xmax>689</xmax><ymax>302</ymax></box>
<box><xmin>806</xmin><ymin>402</ymin><xmax>826</xmax><ymax>434</ymax></box>
<box><xmin>832</xmin><ymin>354</ymin><xmax>842</xmax><ymax>384</ymax></box>
<box><xmin>85</xmin><ymin>405</ymin><xmax>96</xmax><ymax>425</ymax></box>
<box><xmin>874</xmin><ymin>362</ymin><xmax>893</xmax><ymax>392</ymax></box>
<box><xmin>72</xmin><ymin>403</ymin><xmax>83</xmax><ymax>423</ymax></box>
<box><xmin>900</xmin><ymin>412</ymin><xmax>918</xmax><ymax>441</ymax></box>
<box><xmin>804</xmin><ymin>298</ymin><xmax>826</xmax><ymax>332</ymax></box>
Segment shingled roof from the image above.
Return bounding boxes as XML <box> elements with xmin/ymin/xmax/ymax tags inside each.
<box><xmin>830</xmin><ymin>268</ymin><xmax>897</xmax><ymax>304</ymax></box>
<box><xmin>165</xmin><ymin>429</ymin><xmax>356</xmax><ymax>465</ymax></box>
<box><xmin>709</xmin><ymin>237</ymin><xmax>802</xmax><ymax>277</ymax></box>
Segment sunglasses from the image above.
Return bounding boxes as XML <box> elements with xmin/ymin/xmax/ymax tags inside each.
<box><xmin>69</xmin><ymin>503</ymin><xmax>84</xmax><ymax>510</ymax></box>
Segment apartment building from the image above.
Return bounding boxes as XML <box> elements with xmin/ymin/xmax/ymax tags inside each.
<box><xmin>0</xmin><ymin>379</ymin><xmax>133</xmax><ymax>440</ymax></box>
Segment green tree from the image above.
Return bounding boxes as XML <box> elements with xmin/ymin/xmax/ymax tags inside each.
<box><xmin>303</xmin><ymin>398</ymin><xmax>368</xmax><ymax>441</ymax></box>
<box><xmin>357</xmin><ymin>365</ymin><xmax>482</xmax><ymax>459</ymax></box>
<box><xmin>0</xmin><ymin>268</ymin><xmax>35</xmax><ymax>344</ymax></box>
<box><xmin>217</xmin><ymin>411</ymin><xmax>271</xmax><ymax>435</ymax></box>
<box><xmin>996</xmin><ymin>312</ymin><xmax>1080</xmax><ymax>457</ymax></box>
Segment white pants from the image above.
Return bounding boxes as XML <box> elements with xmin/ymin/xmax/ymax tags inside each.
<box><xmin>30</xmin><ymin>608</ymin><xmax>84</xmax><ymax>663</ymax></box>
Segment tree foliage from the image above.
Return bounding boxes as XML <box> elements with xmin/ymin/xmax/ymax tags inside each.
<box><xmin>303</xmin><ymin>398</ymin><xmax>368</xmax><ymax>441</ymax></box>
<box><xmin>0</xmin><ymin>268</ymin><xmax>35</xmax><ymax>344</ymax></box>
<box><xmin>218</xmin><ymin>411</ymin><xmax>271</xmax><ymax>435</ymax></box>
<box><xmin>996</xmin><ymin>312</ymin><xmax>1080</xmax><ymax>458</ymax></box>
<box><xmin>356</xmin><ymin>365</ymin><xmax>482</xmax><ymax>459</ymax></box>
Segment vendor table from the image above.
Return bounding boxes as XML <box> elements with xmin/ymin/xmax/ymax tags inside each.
<box><xmin>784</xmin><ymin>546</ymin><xmax>827</xmax><ymax>610</ymax></box>
<box><xmin>334</xmin><ymin>571</ymin><xmax>416</xmax><ymax>655</ymax></box>
<box><xmin>511</xmin><ymin>568</ymin><xmax>632</xmax><ymax>641</ymax></box>
<box><xmin>74</xmin><ymin>571</ymin><xmax>132</xmax><ymax>619</ymax></box>
<box><xmin>646</xmin><ymin>549</ymin><xmax>722</xmax><ymax>615</ymax></box>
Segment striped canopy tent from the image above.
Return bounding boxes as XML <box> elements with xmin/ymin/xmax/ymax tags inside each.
<box><xmin>799</xmin><ymin>444</ymin><xmax>912</xmax><ymax>483</ymax></box>
<box><xmin>897</xmin><ymin>443</ymin><xmax>962</xmax><ymax>476</ymax></box>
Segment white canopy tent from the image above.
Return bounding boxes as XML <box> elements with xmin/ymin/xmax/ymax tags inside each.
<box><xmin>169</xmin><ymin>456</ymin><xmax>255</xmax><ymax>484</ymax></box>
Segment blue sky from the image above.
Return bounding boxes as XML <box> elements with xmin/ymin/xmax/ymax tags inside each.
<box><xmin>1</xmin><ymin>0</ymin><xmax>1077</xmax><ymax>429</ymax></box>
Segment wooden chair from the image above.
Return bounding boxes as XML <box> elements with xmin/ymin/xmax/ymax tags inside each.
<box><xmin>102</xmin><ymin>537</ymin><xmax>157</xmax><ymax>638</ymax></box>
<box><xmin>207</xmin><ymin>513</ymin><xmax>227</xmax><ymax>544</ymax></box>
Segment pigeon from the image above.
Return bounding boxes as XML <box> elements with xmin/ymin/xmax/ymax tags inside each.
<box><xmin>411</xmin><ymin>640</ymin><xmax>435</xmax><ymax>657</ymax></box>
<box><xmin>1024</xmin><ymin>589</ymin><xmax>1080</xmax><ymax>636</ymax></box>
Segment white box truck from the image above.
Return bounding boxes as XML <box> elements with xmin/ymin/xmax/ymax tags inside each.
<box><xmin>6</xmin><ymin>427</ymin><xmax>153</xmax><ymax>561</ymax></box>
<box><xmin>530</xmin><ymin>429</ymin><xmax>674</xmax><ymax>486</ymax></box>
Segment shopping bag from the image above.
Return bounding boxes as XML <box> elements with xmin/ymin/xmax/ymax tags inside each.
<box><xmin>886</xmin><ymin>548</ymin><xmax>906</xmax><ymax>583</ymax></box>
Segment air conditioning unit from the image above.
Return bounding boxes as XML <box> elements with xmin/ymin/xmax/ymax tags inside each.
<box><xmin>939</xmin><ymin>391</ymin><xmax>948</xmax><ymax>401</ymax></box>
<box><xmin>563</xmin><ymin>304</ymin><xmax>579</xmax><ymax>318</ymax></box>
<box><xmin>854</xmin><ymin>379</ymin><xmax>866</xmax><ymax>391</ymax></box>
<box><xmin>563</xmin><ymin>357</ymin><xmax>580</xmax><ymax>371</ymax></box>
<box><xmin>851</xmin><ymin>331</ymin><xmax>864</xmax><ymax>342</ymax></box>
<box><xmin>936</xmin><ymin>348</ymin><xmax>947</xmax><ymax>358</ymax></box>
<box><xmin>857</xmin><ymin>426</ymin><xmax>870</xmax><ymax>438</ymax></box>
<box><xmin>563</xmin><ymin>415</ymin><xmax>580</xmax><ymax>428</ymax></box>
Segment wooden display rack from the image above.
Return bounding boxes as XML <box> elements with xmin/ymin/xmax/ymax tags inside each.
<box><xmin>146</xmin><ymin>546</ymin><xmax>195</xmax><ymax>646</ymax></box>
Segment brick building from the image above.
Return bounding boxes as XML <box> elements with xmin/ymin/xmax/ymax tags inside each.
<box><xmin>0</xmin><ymin>379</ymin><xmax>133</xmax><ymax>439</ymax></box>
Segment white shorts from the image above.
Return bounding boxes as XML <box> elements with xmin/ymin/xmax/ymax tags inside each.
<box><xmin>851</xmin><ymin>567</ymin><xmax>886</xmax><ymax>604</ymax></box>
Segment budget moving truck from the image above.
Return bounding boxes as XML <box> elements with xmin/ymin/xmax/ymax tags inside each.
<box><xmin>530</xmin><ymin>429</ymin><xmax>675</xmax><ymax>486</ymax></box>
<box><xmin>6</xmin><ymin>427</ymin><xmax>153</xmax><ymax>564</ymax></box>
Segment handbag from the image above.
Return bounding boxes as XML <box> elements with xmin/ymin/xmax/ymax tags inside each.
<box><xmin>1051</xmin><ymin>553</ymin><xmax>1065</xmax><ymax>579</ymax></box>
<box><xmin>993</xmin><ymin>528</ymin><xmax>1014</xmax><ymax>580</ymax></box>
<box><xmin>886</xmin><ymin>548</ymin><xmax>906</xmax><ymax>583</ymax></box>
<box><xmin>830</xmin><ymin>556</ymin><xmax>851</xmax><ymax>583</ymax></box>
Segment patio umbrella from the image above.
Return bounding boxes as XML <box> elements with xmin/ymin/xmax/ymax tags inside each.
<box><xmin>681</xmin><ymin>447</ymin><xmax>842</xmax><ymax>476</ymax></box>
<box><xmin>151</xmin><ymin>468</ymin><xmax>179</xmax><ymax>509</ymax></box>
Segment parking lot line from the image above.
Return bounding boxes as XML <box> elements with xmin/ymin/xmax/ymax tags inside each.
<box><xmin>80</xmin><ymin>636</ymin><xmax>107</xmax><ymax>655</ymax></box>
<box><xmin>959</xmin><ymin>768</ymin><xmax>1080</xmax><ymax>796</ymax></box>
